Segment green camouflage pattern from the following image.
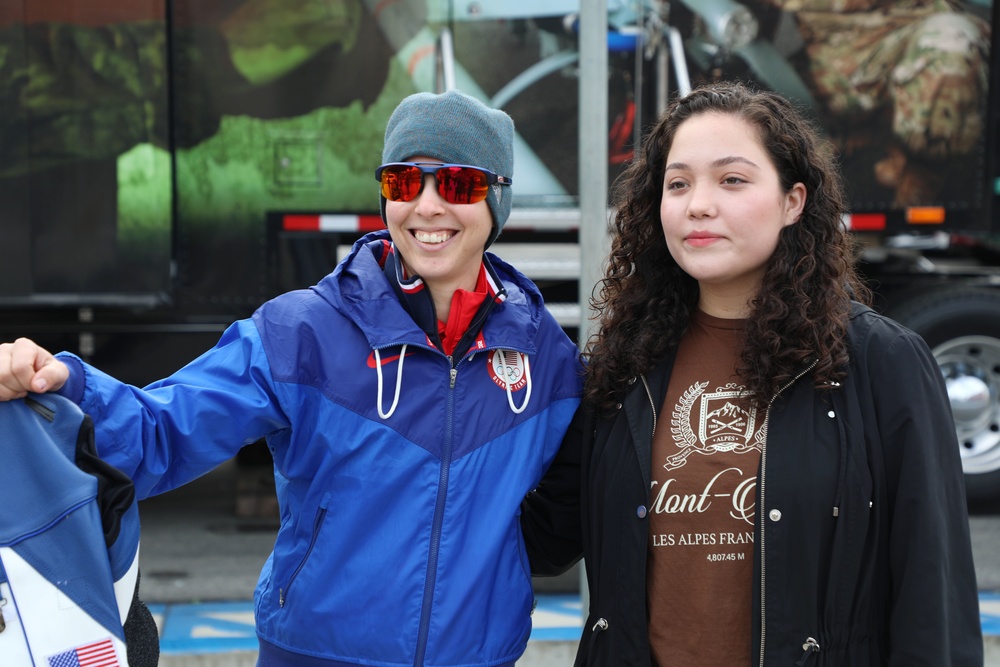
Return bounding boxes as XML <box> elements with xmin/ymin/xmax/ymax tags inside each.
<box><xmin>221</xmin><ymin>0</ymin><xmax>363</xmax><ymax>85</ymax></box>
<box><xmin>0</xmin><ymin>21</ymin><xmax>169</xmax><ymax>177</ymax></box>
<box><xmin>770</xmin><ymin>0</ymin><xmax>989</xmax><ymax>159</ymax></box>
<box><xmin>0</xmin><ymin>0</ymin><xmax>366</xmax><ymax>178</ymax></box>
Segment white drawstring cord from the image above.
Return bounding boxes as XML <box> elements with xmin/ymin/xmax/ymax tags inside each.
<box><xmin>504</xmin><ymin>351</ymin><xmax>531</xmax><ymax>414</ymax></box>
<box><xmin>375</xmin><ymin>344</ymin><xmax>407</xmax><ymax>419</ymax></box>
<box><xmin>377</xmin><ymin>345</ymin><xmax>529</xmax><ymax>417</ymax></box>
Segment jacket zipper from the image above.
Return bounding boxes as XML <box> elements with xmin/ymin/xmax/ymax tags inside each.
<box><xmin>376</xmin><ymin>343</ymin><xmax>526</xmax><ymax>665</ymax></box>
<box><xmin>279</xmin><ymin>495</ymin><xmax>330</xmax><ymax>607</ymax></box>
<box><xmin>758</xmin><ymin>361</ymin><xmax>817</xmax><ymax>667</ymax></box>
<box><xmin>639</xmin><ymin>375</ymin><xmax>657</xmax><ymax>437</ymax></box>
<box><xmin>413</xmin><ymin>355</ymin><xmax>459</xmax><ymax>667</ymax></box>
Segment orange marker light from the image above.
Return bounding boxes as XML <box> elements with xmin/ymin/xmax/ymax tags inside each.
<box><xmin>906</xmin><ymin>207</ymin><xmax>946</xmax><ymax>225</ymax></box>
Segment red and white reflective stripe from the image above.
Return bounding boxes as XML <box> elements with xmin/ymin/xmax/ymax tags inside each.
<box><xmin>283</xmin><ymin>214</ymin><xmax>384</xmax><ymax>232</ymax></box>
<box><xmin>844</xmin><ymin>213</ymin><xmax>886</xmax><ymax>231</ymax></box>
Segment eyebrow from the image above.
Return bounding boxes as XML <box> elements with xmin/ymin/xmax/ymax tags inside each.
<box><xmin>665</xmin><ymin>156</ymin><xmax>760</xmax><ymax>171</ymax></box>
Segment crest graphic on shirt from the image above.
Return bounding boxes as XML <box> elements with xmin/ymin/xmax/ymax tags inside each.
<box><xmin>488</xmin><ymin>349</ymin><xmax>527</xmax><ymax>391</ymax></box>
<box><xmin>665</xmin><ymin>381</ymin><xmax>761</xmax><ymax>471</ymax></box>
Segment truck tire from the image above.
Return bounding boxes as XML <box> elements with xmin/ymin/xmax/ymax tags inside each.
<box><xmin>885</xmin><ymin>286</ymin><xmax>1000</xmax><ymax>504</ymax></box>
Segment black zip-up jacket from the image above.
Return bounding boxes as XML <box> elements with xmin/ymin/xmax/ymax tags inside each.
<box><xmin>523</xmin><ymin>304</ymin><xmax>983</xmax><ymax>666</ymax></box>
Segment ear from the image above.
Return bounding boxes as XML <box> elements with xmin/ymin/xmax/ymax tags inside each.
<box><xmin>784</xmin><ymin>182</ymin><xmax>807</xmax><ymax>226</ymax></box>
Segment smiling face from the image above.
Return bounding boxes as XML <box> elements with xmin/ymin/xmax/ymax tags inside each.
<box><xmin>660</xmin><ymin>112</ymin><xmax>806</xmax><ymax>317</ymax></box>
<box><xmin>384</xmin><ymin>156</ymin><xmax>493</xmax><ymax>298</ymax></box>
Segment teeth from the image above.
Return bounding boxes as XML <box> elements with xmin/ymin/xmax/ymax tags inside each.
<box><xmin>414</xmin><ymin>230</ymin><xmax>453</xmax><ymax>244</ymax></box>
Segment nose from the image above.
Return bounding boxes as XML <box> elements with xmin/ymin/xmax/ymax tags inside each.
<box><xmin>413</xmin><ymin>174</ymin><xmax>446</xmax><ymax>214</ymax></box>
<box><xmin>686</xmin><ymin>183</ymin><xmax>716</xmax><ymax>219</ymax></box>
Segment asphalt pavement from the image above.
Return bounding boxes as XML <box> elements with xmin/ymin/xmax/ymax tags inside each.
<box><xmin>137</xmin><ymin>459</ymin><xmax>1000</xmax><ymax>666</ymax></box>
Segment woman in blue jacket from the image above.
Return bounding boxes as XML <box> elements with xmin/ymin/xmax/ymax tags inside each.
<box><xmin>0</xmin><ymin>90</ymin><xmax>584</xmax><ymax>667</ymax></box>
<box><xmin>522</xmin><ymin>82</ymin><xmax>982</xmax><ymax>665</ymax></box>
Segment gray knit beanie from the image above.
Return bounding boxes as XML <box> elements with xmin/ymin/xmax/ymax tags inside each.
<box><xmin>381</xmin><ymin>89</ymin><xmax>515</xmax><ymax>247</ymax></box>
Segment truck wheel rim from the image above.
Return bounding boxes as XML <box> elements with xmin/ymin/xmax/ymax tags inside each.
<box><xmin>934</xmin><ymin>336</ymin><xmax>1000</xmax><ymax>475</ymax></box>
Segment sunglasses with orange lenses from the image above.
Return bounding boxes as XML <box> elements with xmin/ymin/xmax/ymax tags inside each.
<box><xmin>376</xmin><ymin>162</ymin><xmax>512</xmax><ymax>205</ymax></box>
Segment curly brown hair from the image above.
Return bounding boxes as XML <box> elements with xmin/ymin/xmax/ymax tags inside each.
<box><xmin>584</xmin><ymin>82</ymin><xmax>871</xmax><ymax>415</ymax></box>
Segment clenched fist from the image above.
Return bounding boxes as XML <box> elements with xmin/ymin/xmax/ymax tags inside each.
<box><xmin>0</xmin><ymin>338</ymin><xmax>69</xmax><ymax>400</ymax></box>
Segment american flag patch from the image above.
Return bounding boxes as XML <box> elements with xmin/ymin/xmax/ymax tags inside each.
<box><xmin>47</xmin><ymin>638</ymin><xmax>120</xmax><ymax>667</ymax></box>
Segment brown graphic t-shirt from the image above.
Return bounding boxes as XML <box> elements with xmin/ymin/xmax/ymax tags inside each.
<box><xmin>647</xmin><ymin>310</ymin><xmax>760</xmax><ymax>666</ymax></box>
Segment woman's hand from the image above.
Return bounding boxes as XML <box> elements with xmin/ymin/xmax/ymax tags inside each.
<box><xmin>0</xmin><ymin>338</ymin><xmax>69</xmax><ymax>400</ymax></box>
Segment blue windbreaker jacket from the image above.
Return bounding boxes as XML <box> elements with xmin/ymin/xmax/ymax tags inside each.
<box><xmin>56</xmin><ymin>231</ymin><xmax>584</xmax><ymax>667</ymax></box>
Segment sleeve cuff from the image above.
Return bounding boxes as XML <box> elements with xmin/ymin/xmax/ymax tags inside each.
<box><xmin>53</xmin><ymin>352</ymin><xmax>86</xmax><ymax>404</ymax></box>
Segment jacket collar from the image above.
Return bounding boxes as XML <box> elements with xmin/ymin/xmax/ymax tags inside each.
<box><xmin>313</xmin><ymin>230</ymin><xmax>542</xmax><ymax>357</ymax></box>
<box><xmin>624</xmin><ymin>355</ymin><xmax>675</xmax><ymax>491</ymax></box>
<box><xmin>380</xmin><ymin>241</ymin><xmax>507</xmax><ymax>359</ymax></box>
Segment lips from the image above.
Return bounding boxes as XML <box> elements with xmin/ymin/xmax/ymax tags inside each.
<box><xmin>685</xmin><ymin>231</ymin><xmax>722</xmax><ymax>247</ymax></box>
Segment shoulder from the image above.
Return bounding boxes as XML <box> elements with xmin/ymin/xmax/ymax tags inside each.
<box><xmin>485</xmin><ymin>251</ymin><xmax>579</xmax><ymax>351</ymax></box>
<box><xmin>251</xmin><ymin>287</ymin><xmax>352</xmax><ymax>355</ymax></box>
<box><xmin>485</xmin><ymin>251</ymin><xmax>545</xmax><ymax>304</ymax></box>
<box><xmin>846</xmin><ymin>301</ymin><xmax>937</xmax><ymax>377</ymax></box>
<box><xmin>257</xmin><ymin>286</ymin><xmax>336</xmax><ymax>319</ymax></box>
<box><xmin>848</xmin><ymin>301</ymin><xmax>926</xmax><ymax>352</ymax></box>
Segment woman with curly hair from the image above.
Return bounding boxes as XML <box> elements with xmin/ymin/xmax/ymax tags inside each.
<box><xmin>522</xmin><ymin>81</ymin><xmax>982</xmax><ymax>666</ymax></box>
